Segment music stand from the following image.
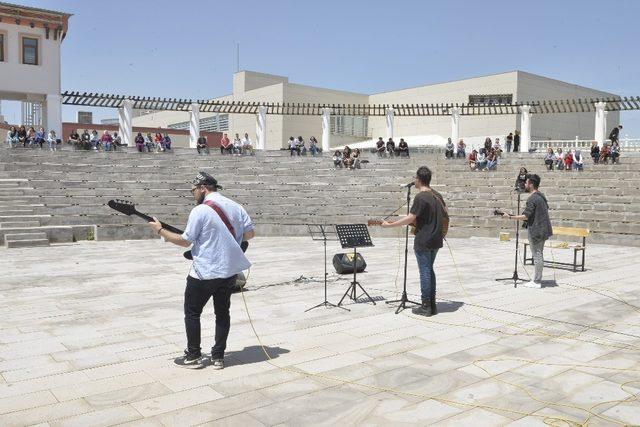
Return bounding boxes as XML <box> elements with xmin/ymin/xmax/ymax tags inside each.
<box><xmin>305</xmin><ymin>224</ymin><xmax>350</xmax><ymax>312</ymax></box>
<box><xmin>495</xmin><ymin>190</ymin><xmax>528</xmax><ymax>288</ymax></box>
<box><xmin>335</xmin><ymin>224</ymin><xmax>376</xmax><ymax>306</ymax></box>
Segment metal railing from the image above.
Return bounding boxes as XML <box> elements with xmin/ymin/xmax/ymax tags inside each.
<box><xmin>531</xmin><ymin>138</ymin><xmax>640</xmax><ymax>151</ymax></box>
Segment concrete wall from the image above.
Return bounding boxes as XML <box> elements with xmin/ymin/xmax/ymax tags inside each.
<box><xmin>0</xmin><ymin>21</ymin><xmax>61</xmax><ymax>99</ymax></box>
<box><xmin>516</xmin><ymin>71</ymin><xmax>620</xmax><ymax>140</ymax></box>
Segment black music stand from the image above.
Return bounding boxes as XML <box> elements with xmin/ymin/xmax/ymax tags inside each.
<box><xmin>496</xmin><ymin>190</ymin><xmax>527</xmax><ymax>288</ymax></box>
<box><xmin>336</xmin><ymin>224</ymin><xmax>376</xmax><ymax>306</ymax></box>
<box><xmin>305</xmin><ymin>224</ymin><xmax>350</xmax><ymax>312</ymax></box>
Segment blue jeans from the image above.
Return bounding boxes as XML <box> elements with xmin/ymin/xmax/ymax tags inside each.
<box><xmin>415</xmin><ymin>249</ymin><xmax>438</xmax><ymax>300</ymax></box>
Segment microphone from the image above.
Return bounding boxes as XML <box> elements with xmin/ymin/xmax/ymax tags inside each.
<box><xmin>400</xmin><ymin>182</ymin><xmax>415</xmax><ymax>188</ymax></box>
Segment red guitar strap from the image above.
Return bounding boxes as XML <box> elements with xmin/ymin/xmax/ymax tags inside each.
<box><xmin>203</xmin><ymin>200</ymin><xmax>236</xmax><ymax>238</ymax></box>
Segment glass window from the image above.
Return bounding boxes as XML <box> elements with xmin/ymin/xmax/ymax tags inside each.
<box><xmin>0</xmin><ymin>34</ymin><xmax>4</xmax><ymax>62</ymax></box>
<box><xmin>22</xmin><ymin>37</ymin><xmax>38</xmax><ymax>65</ymax></box>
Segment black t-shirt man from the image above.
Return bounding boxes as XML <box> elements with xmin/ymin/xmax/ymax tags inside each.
<box><xmin>410</xmin><ymin>189</ymin><xmax>447</xmax><ymax>251</ymax></box>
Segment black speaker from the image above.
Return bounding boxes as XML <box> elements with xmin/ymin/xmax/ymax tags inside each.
<box><xmin>332</xmin><ymin>252</ymin><xmax>366</xmax><ymax>274</ymax></box>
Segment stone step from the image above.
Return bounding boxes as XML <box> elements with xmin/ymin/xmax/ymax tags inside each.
<box><xmin>3</xmin><ymin>231</ymin><xmax>48</xmax><ymax>241</ymax></box>
<box><xmin>0</xmin><ymin>221</ymin><xmax>41</xmax><ymax>228</ymax></box>
<box><xmin>5</xmin><ymin>238</ymin><xmax>50</xmax><ymax>248</ymax></box>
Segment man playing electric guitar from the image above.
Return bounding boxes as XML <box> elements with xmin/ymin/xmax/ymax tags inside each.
<box><xmin>147</xmin><ymin>172</ymin><xmax>255</xmax><ymax>369</ymax></box>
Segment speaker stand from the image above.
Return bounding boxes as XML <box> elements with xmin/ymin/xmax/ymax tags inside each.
<box><xmin>338</xmin><ymin>247</ymin><xmax>376</xmax><ymax>306</ymax></box>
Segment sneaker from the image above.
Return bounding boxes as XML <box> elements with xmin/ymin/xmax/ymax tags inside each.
<box><xmin>174</xmin><ymin>350</ymin><xmax>203</xmax><ymax>368</ymax></box>
<box><xmin>523</xmin><ymin>281</ymin><xmax>542</xmax><ymax>288</ymax></box>
<box><xmin>211</xmin><ymin>358</ymin><xmax>224</xmax><ymax>370</ymax></box>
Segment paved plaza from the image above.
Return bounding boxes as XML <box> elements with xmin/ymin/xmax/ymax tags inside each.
<box><xmin>1</xmin><ymin>236</ymin><xmax>639</xmax><ymax>426</ymax></box>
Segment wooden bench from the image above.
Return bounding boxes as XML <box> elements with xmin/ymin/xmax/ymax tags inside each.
<box><xmin>523</xmin><ymin>226</ymin><xmax>589</xmax><ymax>272</ymax></box>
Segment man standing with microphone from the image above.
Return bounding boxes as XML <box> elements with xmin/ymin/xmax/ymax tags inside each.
<box><xmin>381</xmin><ymin>166</ymin><xmax>448</xmax><ymax>316</ymax></box>
<box><xmin>501</xmin><ymin>173</ymin><xmax>552</xmax><ymax>288</ymax></box>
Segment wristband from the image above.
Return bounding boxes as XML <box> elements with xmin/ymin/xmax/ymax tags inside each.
<box><xmin>157</xmin><ymin>228</ymin><xmax>163</xmax><ymax>235</ymax></box>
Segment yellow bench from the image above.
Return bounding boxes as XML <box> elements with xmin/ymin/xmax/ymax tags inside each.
<box><xmin>524</xmin><ymin>226</ymin><xmax>589</xmax><ymax>272</ymax></box>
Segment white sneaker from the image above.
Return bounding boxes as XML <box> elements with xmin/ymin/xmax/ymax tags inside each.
<box><xmin>523</xmin><ymin>281</ymin><xmax>542</xmax><ymax>288</ymax></box>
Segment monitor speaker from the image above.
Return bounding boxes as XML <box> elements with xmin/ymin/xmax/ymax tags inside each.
<box><xmin>332</xmin><ymin>252</ymin><xmax>366</xmax><ymax>274</ymax></box>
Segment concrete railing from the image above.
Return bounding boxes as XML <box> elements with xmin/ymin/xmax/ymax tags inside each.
<box><xmin>531</xmin><ymin>138</ymin><xmax>640</xmax><ymax>151</ymax></box>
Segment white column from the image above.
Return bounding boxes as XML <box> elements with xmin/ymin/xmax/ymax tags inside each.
<box><xmin>385</xmin><ymin>107</ymin><xmax>394</xmax><ymax>140</ymax></box>
<box><xmin>255</xmin><ymin>105</ymin><xmax>267</xmax><ymax>150</ymax></box>
<box><xmin>520</xmin><ymin>105</ymin><xmax>531</xmax><ymax>153</ymax></box>
<box><xmin>321</xmin><ymin>107</ymin><xmax>331</xmax><ymax>152</ymax></box>
<box><xmin>119</xmin><ymin>98</ymin><xmax>133</xmax><ymax>147</ymax></box>
<box><xmin>189</xmin><ymin>103</ymin><xmax>200</xmax><ymax>149</ymax></box>
<box><xmin>603</xmin><ymin>110</ymin><xmax>609</xmax><ymax>143</ymax></box>
<box><xmin>450</xmin><ymin>107</ymin><xmax>460</xmax><ymax>152</ymax></box>
<box><xmin>594</xmin><ymin>101</ymin><xmax>606</xmax><ymax>145</ymax></box>
<box><xmin>45</xmin><ymin>94</ymin><xmax>62</xmax><ymax>137</ymax></box>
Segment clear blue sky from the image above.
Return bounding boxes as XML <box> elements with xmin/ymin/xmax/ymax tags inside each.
<box><xmin>4</xmin><ymin>0</ymin><xmax>640</xmax><ymax>138</ymax></box>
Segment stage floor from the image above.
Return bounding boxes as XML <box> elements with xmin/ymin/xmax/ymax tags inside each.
<box><xmin>1</xmin><ymin>236</ymin><xmax>639</xmax><ymax>426</ymax></box>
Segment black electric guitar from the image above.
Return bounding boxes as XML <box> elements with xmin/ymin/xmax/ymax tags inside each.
<box><xmin>108</xmin><ymin>199</ymin><xmax>249</xmax><ymax>259</ymax></box>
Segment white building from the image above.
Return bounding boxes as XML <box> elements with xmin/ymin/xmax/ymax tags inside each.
<box><xmin>0</xmin><ymin>2</ymin><xmax>70</xmax><ymax>135</ymax></box>
<box><xmin>133</xmin><ymin>70</ymin><xmax>619</xmax><ymax>150</ymax></box>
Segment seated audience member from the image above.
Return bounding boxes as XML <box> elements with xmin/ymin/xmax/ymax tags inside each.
<box><xmin>197</xmin><ymin>135</ymin><xmax>209</xmax><ymax>154</ymax></box>
<box><xmin>145</xmin><ymin>133</ymin><xmax>155</xmax><ymax>152</ymax></box>
<box><xmin>297</xmin><ymin>136</ymin><xmax>306</xmax><ymax>155</ymax></box>
<box><xmin>590</xmin><ymin>141</ymin><xmax>600</xmax><ymax>164</ymax></box>
<box><xmin>343</xmin><ymin>150</ymin><xmax>354</xmax><ymax>169</ymax></box>
<box><xmin>445</xmin><ymin>138</ymin><xmax>454</xmax><ymax>159</ymax></box>
<box><xmin>90</xmin><ymin>130</ymin><xmax>100</xmax><ymax>150</ymax></box>
<box><xmin>351</xmin><ymin>148</ymin><xmax>362</xmax><ymax>169</ymax></box>
<box><xmin>80</xmin><ymin>130</ymin><xmax>91</xmax><ymax>150</ymax></box>
<box><xmin>555</xmin><ymin>148</ymin><xmax>565</xmax><ymax>170</ymax></box>
<box><xmin>112</xmin><ymin>132</ymin><xmax>123</xmax><ymax>150</ymax></box>
<box><xmin>231</xmin><ymin>134</ymin><xmax>242</xmax><ymax>155</ymax></box>
<box><xmin>572</xmin><ymin>149</ymin><xmax>584</xmax><ymax>171</ymax></box>
<box><xmin>26</xmin><ymin>127</ymin><xmax>36</xmax><ymax>147</ymax></box>
<box><xmin>544</xmin><ymin>148</ymin><xmax>555</xmax><ymax>170</ymax></box>
<box><xmin>611</xmin><ymin>141</ymin><xmax>621</xmax><ymax>164</ymax></box>
<box><xmin>476</xmin><ymin>148</ymin><xmax>488</xmax><ymax>170</ymax></box>
<box><xmin>515</xmin><ymin>167</ymin><xmax>528</xmax><ymax>191</ymax></box>
<box><xmin>135</xmin><ymin>132</ymin><xmax>145</xmax><ymax>152</ymax></box>
<box><xmin>6</xmin><ymin>126</ymin><xmax>19</xmax><ymax>148</ymax></box>
<box><xmin>563</xmin><ymin>149</ymin><xmax>573</xmax><ymax>171</ymax></box>
<box><xmin>397</xmin><ymin>138</ymin><xmax>409</xmax><ymax>157</ymax></box>
<box><xmin>386</xmin><ymin>138</ymin><xmax>396</xmax><ymax>157</ymax></box>
<box><xmin>493</xmin><ymin>138</ymin><xmax>503</xmax><ymax>158</ymax></box>
<box><xmin>242</xmin><ymin>133</ymin><xmax>255</xmax><ymax>155</ymax></box>
<box><xmin>484</xmin><ymin>137</ymin><xmax>492</xmax><ymax>153</ymax></box>
<box><xmin>486</xmin><ymin>148</ymin><xmax>498</xmax><ymax>170</ymax></box>
<box><xmin>47</xmin><ymin>130</ymin><xmax>57</xmax><ymax>152</ymax></box>
<box><xmin>599</xmin><ymin>144</ymin><xmax>611</xmax><ymax>164</ymax></box>
<box><xmin>17</xmin><ymin>125</ymin><xmax>27</xmax><ymax>146</ymax></box>
<box><xmin>343</xmin><ymin>145</ymin><xmax>352</xmax><ymax>158</ymax></box>
<box><xmin>68</xmin><ymin>129</ymin><xmax>80</xmax><ymax>148</ymax></box>
<box><xmin>468</xmin><ymin>149</ymin><xmax>478</xmax><ymax>170</ymax></box>
<box><xmin>101</xmin><ymin>130</ymin><xmax>113</xmax><ymax>152</ymax></box>
<box><xmin>375</xmin><ymin>137</ymin><xmax>386</xmax><ymax>157</ymax></box>
<box><xmin>35</xmin><ymin>127</ymin><xmax>46</xmax><ymax>149</ymax></box>
<box><xmin>162</xmin><ymin>133</ymin><xmax>171</xmax><ymax>150</ymax></box>
<box><xmin>456</xmin><ymin>139</ymin><xmax>466</xmax><ymax>158</ymax></box>
<box><xmin>154</xmin><ymin>132</ymin><xmax>164</xmax><ymax>152</ymax></box>
<box><xmin>220</xmin><ymin>133</ymin><xmax>231</xmax><ymax>155</ymax></box>
<box><xmin>309</xmin><ymin>136</ymin><xmax>319</xmax><ymax>156</ymax></box>
<box><xmin>333</xmin><ymin>150</ymin><xmax>343</xmax><ymax>168</ymax></box>
<box><xmin>288</xmin><ymin>136</ymin><xmax>299</xmax><ymax>156</ymax></box>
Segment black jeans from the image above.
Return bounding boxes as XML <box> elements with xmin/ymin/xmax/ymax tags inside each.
<box><xmin>184</xmin><ymin>275</ymin><xmax>236</xmax><ymax>358</ymax></box>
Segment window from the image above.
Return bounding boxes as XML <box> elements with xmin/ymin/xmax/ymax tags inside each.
<box><xmin>468</xmin><ymin>94</ymin><xmax>513</xmax><ymax>106</ymax></box>
<box><xmin>330</xmin><ymin>116</ymin><xmax>369</xmax><ymax>137</ymax></box>
<box><xmin>22</xmin><ymin>37</ymin><xmax>39</xmax><ymax>65</ymax></box>
<box><xmin>0</xmin><ymin>34</ymin><xmax>4</xmax><ymax>62</ymax></box>
<box><xmin>168</xmin><ymin>114</ymin><xmax>229</xmax><ymax>132</ymax></box>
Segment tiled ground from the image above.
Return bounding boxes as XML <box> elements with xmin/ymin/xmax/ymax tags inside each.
<box><xmin>1</xmin><ymin>236</ymin><xmax>639</xmax><ymax>426</ymax></box>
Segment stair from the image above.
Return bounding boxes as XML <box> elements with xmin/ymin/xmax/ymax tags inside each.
<box><xmin>4</xmin><ymin>232</ymin><xmax>50</xmax><ymax>248</ymax></box>
<box><xmin>0</xmin><ymin>221</ymin><xmax>41</xmax><ymax>228</ymax></box>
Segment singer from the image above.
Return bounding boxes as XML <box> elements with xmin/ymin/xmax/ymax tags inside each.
<box><xmin>381</xmin><ymin>166</ymin><xmax>448</xmax><ymax>316</ymax></box>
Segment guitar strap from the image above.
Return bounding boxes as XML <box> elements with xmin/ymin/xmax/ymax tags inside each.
<box><xmin>203</xmin><ymin>200</ymin><xmax>236</xmax><ymax>240</ymax></box>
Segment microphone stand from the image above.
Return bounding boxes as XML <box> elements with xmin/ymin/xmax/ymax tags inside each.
<box><xmin>495</xmin><ymin>189</ymin><xmax>527</xmax><ymax>288</ymax></box>
<box><xmin>386</xmin><ymin>183</ymin><xmax>421</xmax><ymax>313</ymax></box>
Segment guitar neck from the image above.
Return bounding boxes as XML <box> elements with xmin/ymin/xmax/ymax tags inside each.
<box><xmin>133</xmin><ymin>211</ymin><xmax>184</xmax><ymax>234</ymax></box>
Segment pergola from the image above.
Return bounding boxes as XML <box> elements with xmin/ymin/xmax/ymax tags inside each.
<box><xmin>61</xmin><ymin>91</ymin><xmax>640</xmax><ymax>151</ymax></box>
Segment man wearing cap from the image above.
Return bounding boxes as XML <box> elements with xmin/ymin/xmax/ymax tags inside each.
<box><xmin>148</xmin><ymin>171</ymin><xmax>255</xmax><ymax>369</ymax></box>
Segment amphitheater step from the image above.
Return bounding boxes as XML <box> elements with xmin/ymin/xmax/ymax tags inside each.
<box><xmin>4</xmin><ymin>232</ymin><xmax>50</xmax><ymax>248</ymax></box>
<box><xmin>0</xmin><ymin>221</ymin><xmax>41</xmax><ymax>228</ymax></box>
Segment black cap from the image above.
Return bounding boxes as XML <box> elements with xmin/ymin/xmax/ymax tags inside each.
<box><xmin>192</xmin><ymin>171</ymin><xmax>222</xmax><ymax>189</ymax></box>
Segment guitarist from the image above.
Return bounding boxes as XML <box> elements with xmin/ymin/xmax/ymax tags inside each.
<box><xmin>381</xmin><ymin>166</ymin><xmax>448</xmax><ymax>316</ymax></box>
<box><xmin>148</xmin><ymin>172</ymin><xmax>255</xmax><ymax>369</ymax></box>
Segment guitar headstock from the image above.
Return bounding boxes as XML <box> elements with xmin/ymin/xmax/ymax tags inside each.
<box><xmin>493</xmin><ymin>209</ymin><xmax>506</xmax><ymax>216</ymax></box>
<box><xmin>367</xmin><ymin>219</ymin><xmax>383</xmax><ymax>226</ymax></box>
<box><xmin>108</xmin><ymin>199</ymin><xmax>137</xmax><ymax>216</ymax></box>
